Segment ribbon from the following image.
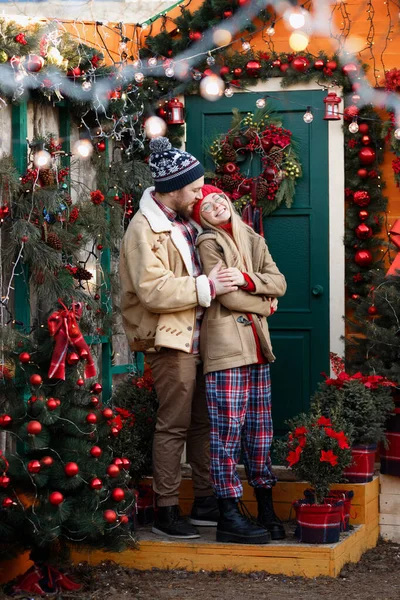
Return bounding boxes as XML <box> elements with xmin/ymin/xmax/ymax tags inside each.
<box><xmin>387</xmin><ymin>218</ymin><xmax>400</xmax><ymax>276</ymax></box>
<box><xmin>48</xmin><ymin>299</ymin><xmax>96</xmax><ymax>380</ymax></box>
<box><xmin>241</xmin><ymin>180</ymin><xmax>264</xmax><ymax>237</ymax></box>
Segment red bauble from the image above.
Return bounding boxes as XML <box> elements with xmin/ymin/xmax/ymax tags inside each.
<box><xmin>223</xmin><ymin>10</ymin><xmax>233</xmax><ymax>18</ymax></box>
<box><xmin>291</xmin><ymin>57</ymin><xmax>310</xmax><ymax>73</ymax></box>
<box><xmin>76</xmin><ymin>378</ymin><xmax>85</xmax><ymax>386</ymax></box>
<box><xmin>0</xmin><ymin>476</ymin><xmax>10</xmax><ymax>488</ymax></box>
<box><xmin>67</xmin><ymin>352</ymin><xmax>80</xmax><ymax>366</ymax></box>
<box><xmin>238</xmin><ymin>0</ymin><xmax>250</xmax><ymax>4</ymax></box>
<box><xmin>342</xmin><ymin>62</ymin><xmax>358</xmax><ymax>76</ymax></box>
<box><xmin>314</xmin><ymin>59</ymin><xmax>325</xmax><ymax>70</ymax></box>
<box><xmin>46</xmin><ymin>398</ymin><xmax>58</xmax><ymax>411</ymax></box>
<box><xmin>19</xmin><ymin>352</ymin><xmax>31</xmax><ymax>363</ymax></box>
<box><xmin>326</xmin><ymin>60</ymin><xmax>337</xmax><ymax>71</ymax></box>
<box><xmin>91</xmin><ymin>383</ymin><xmax>103</xmax><ymax>394</ymax></box>
<box><xmin>2</xmin><ymin>497</ymin><xmax>14</xmax><ymax>508</ymax></box>
<box><xmin>359</xmin><ymin>123</ymin><xmax>369</xmax><ymax>134</ymax></box>
<box><xmin>29</xmin><ymin>374</ymin><xmax>43</xmax><ymax>386</ymax></box>
<box><xmin>359</xmin><ymin>210</ymin><xmax>369</xmax><ymax>221</ymax></box>
<box><xmin>220</xmin><ymin>65</ymin><xmax>230</xmax><ymax>78</ymax></box>
<box><xmin>49</xmin><ymin>491</ymin><xmax>64</xmax><ymax>505</ymax></box>
<box><xmin>355</xmin><ymin>223</ymin><xmax>372</xmax><ymax>239</ymax></box>
<box><xmin>120</xmin><ymin>515</ymin><xmax>129</xmax><ymax>524</ymax></box>
<box><xmin>239</xmin><ymin>182</ymin><xmax>251</xmax><ymax>195</ymax></box>
<box><xmin>223</xmin><ymin>162</ymin><xmax>237</xmax><ymax>174</ymax></box>
<box><xmin>264</xmin><ymin>167</ymin><xmax>276</xmax><ymax>182</ymax></box>
<box><xmin>103</xmin><ymin>509</ymin><xmax>117</xmax><ymax>523</ymax></box>
<box><xmin>40</xmin><ymin>456</ymin><xmax>54</xmax><ymax>467</ymax></box>
<box><xmin>361</xmin><ymin>135</ymin><xmax>371</xmax><ymax>146</ymax></box>
<box><xmin>0</xmin><ymin>415</ymin><xmax>12</xmax><ymax>427</ymax></box>
<box><xmin>351</xmin><ymin>94</ymin><xmax>361</xmax><ymax>105</ymax></box>
<box><xmin>102</xmin><ymin>408</ymin><xmax>114</xmax><ymax>420</ymax></box>
<box><xmin>64</xmin><ymin>462</ymin><xmax>79</xmax><ymax>477</ymax></box>
<box><xmin>353</xmin><ymin>191</ymin><xmax>371</xmax><ymax>207</ymax></box>
<box><xmin>245</xmin><ymin>60</ymin><xmax>261</xmax><ymax>77</ymax></box>
<box><xmin>121</xmin><ymin>457</ymin><xmax>131</xmax><ymax>469</ymax></box>
<box><xmin>27</xmin><ymin>460</ymin><xmax>41</xmax><ymax>474</ymax></box>
<box><xmin>107</xmin><ymin>464</ymin><xmax>120</xmax><ymax>478</ymax></box>
<box><xmin>280</xmin><ymin>63</ymin><xmax>290</xmax><ymax>73</ymax></box>
<box><xmin>357</xmin><ymin>168</ymin><xmax>368</xmax><ymax>179</ymax></box>
<box><xmin>233</xmin><ymin>67</ymin><xmax>243</xmax><ymax>77</ymax></box>
<box><xmin>67</xmin><ymin>66</ymin><xmax>82</xmax><ymax>78</ymax></box>
<box><xmin>156</xmin><ymin>107</ymin><xmax>167</xmax><ymax>119</ymax></box>
<box><xmin>111</xmin><ymin>487</ymin><xmax>125</xmax><ymax>502</ymax></box>
<box><xmin>97</xmin><ymin>140</ymin><xmax>106</xmax><ymax>152</ymax></box>
<box><xmin>80</xmin><ymin>349</ymin><xmax>89</xmax><ymax>360</ymax></box>
<box><xmin>189</xmin><ymin>31</ymin><xmax>202</xmax><ymax>42</ymax></box>
<box><xmin>355</xmin><ymin>249</ymin><xmax>373</xmax><ymax>267</ymax></box>
<box><xmin>90</xmin><ymin>396</ymin><xmax>100</xmax><ymax>407</ymax></box>
<box><xmin>110</xmin><ymin>427</ymin><xmax>120</xmax><ymax>437</ymax></box>
<box><xmin>113</xmin><ymin>458</ymin><xmax>123</xmax><ymax>468</ymax></box>
<box><xmin>343</xmin><ymin>106</ymin><xmax>359</xmax><ymax>121</ymax></box>
<box><xmin>27</xmin><ymin>420</ymin><xmax>42</xmax><ymax>435</ymax></box>
<box><xmin>90</xmin><ymin>477</ymin><xmax>103</xmax><ymax>490</ymax></box>
<box><xmin>272</xmin><ymin>59</ymin><xmax>281</xmax><ymax>68</ymax></box>
<box><xmin>351</xmin><ymin>294</ymin><xmax>360</xmax><ymax>301</ymax></box>
<box><xmin>90</xmin><ymin>446</ymin><xmax>102</xmax><ymax>458</ymax></box>
<box><xmin>86</xmin><ymin>413</ymin><xmax>98</xmax><ymax>424</ymax></box>
<box><xmin>26</xmin><ymin>54</ymin><xmax>44</xmax><ymax>73</ymax></box>
<box><xmin>29</xmin><ymin>395</ymin><xmax>37</xmax><ymax>404</ymax></box>
<box><xmin>368</xmin><ymin>305</ymin><xmax>378</xmax><ymax>316</ymax></box>
<box><xmin>359</xmin><ymin>147</ymin><xmax>376</xmax><ymax>165</ymax></box>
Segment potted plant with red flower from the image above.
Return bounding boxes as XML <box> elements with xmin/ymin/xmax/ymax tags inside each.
<box><xmin>276</xmin><ymin>413</ymin><xmax>353</xmax><ymax>543</ymax></box>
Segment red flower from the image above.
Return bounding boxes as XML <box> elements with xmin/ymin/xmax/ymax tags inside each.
<box><xmin>286</xmin><ymin>445</ymin><xmax>302</xmax><ymax>467</ymax></box>
<box><xmin>336</xmin><ymin>431</ymin><xmax>350</xmax><ymax>450</ymax></box>
<box><xmin>298</xmin><ymin>435</ymin><xmax>307</xmax><ymax>448</ymax></box>
<box><xmin>320</xmin><ymin>450</ymin><xmax>338</xmax><ymax>466</ymax></box>
<box><xmin>110</xmin><ymin>415</ymin><xmax>123</xmax><ymax>431</ymax></box>
<box><xmin>294</xmin><ymin>426</ymin><xmax>307</xmax><ymax>437</ymax></box>
<box><xmin>317</xmin><ymin>416</ymin><xmax>332</xmax><ymax>427</ymax></box>
<box><xmin>90</xmin><ymin>190</ymin><xmax>105</xmax><ymax>205</ymax></box>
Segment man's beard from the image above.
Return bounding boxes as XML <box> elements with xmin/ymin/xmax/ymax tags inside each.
<box><xmin>176</xmin><ymin>204</ymin><xmax>193</xmax><ymax>220</ymax></box>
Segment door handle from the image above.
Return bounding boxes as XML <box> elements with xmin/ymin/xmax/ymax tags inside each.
<box><xmin>311</xmin><ymin>285</ymin><xmax>324</xmax><ymax>297</ymax></box>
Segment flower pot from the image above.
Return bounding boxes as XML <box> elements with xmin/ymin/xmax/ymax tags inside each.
<box><xmin>380</xmin><ymin>407</ymin><xmax>400</xmax><ymax>476</ymax></box>
<box><xmin>324</xmin><ymin>490</ymin><xmax>355</xmax><ymax>531</ymax></box>
<box><xmin>343</xmin><ymin>444</ymin><xmax>377</xmax><ymax>483</ymax></box>
<box><xmin>293</xmin><ymin>500</ymin><xmax>342</xmax><ymax>544</ymax></box>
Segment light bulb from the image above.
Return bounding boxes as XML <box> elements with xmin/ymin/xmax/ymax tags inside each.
<box><xmin>165</xmin><ymin>67</ymin><xmax>175</xmax><ymax>78</ymax></box>
<box><xmin>148</xmin><ymin>57</ymin><xmax>157</xmax><ymax>67</ymax></box>
<box><xmin>213</xmin><ymin>28</ymin><xmax>232</xmax><ymax>47</ymax></box>
<box><xmin>349</xmin><ymin>119</ymin><xmax>359</xmax><ymax>133</ymax></box>
<box><xmin>289</xmin><ymin>31</ymin><xmax>309</xmax><ymax>52</ymax></box>
<box><xmin>303</xmin><ymin>108</ymin><xmax>313</xmax><ymax>124</ymax></box>
<box><xmin>256</xmin><ymin>98</ymin><xmax>266</xmax><ymax>108</ymax></box>
<box><xmin>394</xmin><ymin>127</ymin><xmax>400</xmax><ymax>140</ymax></box>
<box><xmin>134</xmin><ymin>72</ymin><xmax>144</xmax><ymax>83</ymax></box>
<box><xmin>192</xmin><ymin>70</ymin><xmax>202</xmax><ymax>81</ymax></box>
<box><xmin>144</xmin><ymin>116</ymin><xmax>167</xmax><ymax>139</ymax></box>
<box><xmin>141</xmin><ymin>22</ymin><xmax>149</xmax><ymax>31</ymax></box>
<box><xmin>266</xmin><ymin>26</ymin><xmax>275</xmax><ymax>36</ymax></box>
<box><xmin>33</xmin><ymin>150</ymin><xmax>51</xmax><ymax>168</ymax></box>
<box><xmin>82</xmin><ymin>80</ymin><xmax>92</xmax><ymax>91</ymax></box>
<box><xmin>286</xmin><ymin>8</ymin><xmax>307</xmax><ymax>30</ymax></box>
<box><xmin>207</xmin><ymin>54</ymin><xmax>216</xmax><ymax>66</ymax></box>
<box><xmin>224</xmin><ymin>87</ymin><xmax>234</xmax><ymax>98</ymax></box>
<box><xmin>200</xmin><ymin>75</ymin><xmax>224</xmax><ymax>101</ymax></box>
<box><xmin>73</xmin><ymin>139</ymin><xmax>93</xmax><ymax>158</ymax></box>
<box><xmin>242</xmin><ymin>41</ymin><xmax>251</xmax><ymax>52</ymax></box>
<box><xmin>133</xmin><ymin>60</ymin><xmax>141</xmax><ymax>69</ymax></box>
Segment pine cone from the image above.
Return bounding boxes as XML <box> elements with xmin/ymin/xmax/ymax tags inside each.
<box><xmin>46</xmin><ymin>232</ymin><xmax>62</xmax><ymax>250</ymax></box>
<box><xmin>73</xmin><ymin>267</ymin><xmax>93</xmax><ymax>281</ymax></box>
<box><xmin>245</xmin><ymin>127</ymin><xmax>258</xmax><ymax>142</ymax></box>
<box><xmin>256</xmin><ymin>178</ymin><xmax>269</xmax><ymax>201</ymax></box>
<box><xmin>221</xmin><ymin>144</ymin><xmax>236</xmax><ymax>162</ymax></box>
<box><xmin>220</xmin><ymin>174</ymin><xmax>237</xmax><ymax>191</ymax></box>
<box><xmin>39</xmin><ymin>169</ymin><xmax>56</xmax><ymax>187</ymax></box>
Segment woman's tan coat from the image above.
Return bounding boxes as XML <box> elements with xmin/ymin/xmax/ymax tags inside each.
<box><xmin>197</xmin><ymin>227</ymin><xmax>287</xmax><ymax>374</ymax></box>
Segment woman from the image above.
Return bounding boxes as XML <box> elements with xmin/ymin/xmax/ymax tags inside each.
<box><xmin>192</xmin><ymin>184</ymin><xmax>287</xmax><ymax>545</ymax></box>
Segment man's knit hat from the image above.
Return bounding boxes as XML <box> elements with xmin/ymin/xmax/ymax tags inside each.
<box><xmin>191</xmin><ymin>184</ymin><xmax>224</xmax><ymax>225</ymax></box>
<box><xmin>148</xmin><ymin>136</ymin><xmax>205</xmax><ymax>193</ymax></box>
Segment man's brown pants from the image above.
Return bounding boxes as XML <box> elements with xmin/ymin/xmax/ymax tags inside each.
<box><xmin>146</xmin><ymin>349</ymin><xmax>213</xmax><ymax>507</ymax></box>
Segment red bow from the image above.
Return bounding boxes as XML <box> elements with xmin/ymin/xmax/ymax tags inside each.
<box><xmin>48</xmin><ymin>300</ymin><xmax>96</xmax><ymax>380</ymax></box>
<box><xmin>387</xmin><ymin>218</ymin><xmax>400</xmax><ymax>276</ymax></box>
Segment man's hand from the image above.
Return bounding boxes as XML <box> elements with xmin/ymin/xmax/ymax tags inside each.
<box><xmin>208</xmin><ymin>261</ymin><xmax>238</xmax><ymax>296</ymax></box>
<box><xmin>217</xmin><ymin>267</ymin><xmax>246</xmax><ymax>287</ymax></box>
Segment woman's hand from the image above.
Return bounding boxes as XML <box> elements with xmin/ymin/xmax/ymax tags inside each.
<box><xmin>217</xmin><ymin>267</ymin><xmax>246</xmax><ymax>287</ymax></box>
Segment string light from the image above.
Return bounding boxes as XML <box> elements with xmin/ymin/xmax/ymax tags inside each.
<box><xmin>200</xmin><ymin>75</ymin><xmax>224</xmax><ymax>101</ymax></box>
<box><xmin>206</xmin><ymin>53</ymin><xmax>216</xmax><ymax>66</ymax></box>
<box><xmin>256</xmin><ymin>98</ymin><xmax>266</xmax><ymax>108</ymax></box>
<box><xmin>349</xmin><ymin>118</ymin><xmax>359</xmax><ymax>133</ymax></box>
<box><xmin>148</xmin><ymin>57</ymin><xmax>157</xmax><ymax>67</ymax></box>
<box><xmin>289</xmin><ymin>31</ymin><xmax>309</xmax><ymax>51</ymax></box>
<box><xmin>82</xmin><ymin>80</ymin><xmax>92</xmax><ymax>92</ymax></box>
<box><xmin>134</xmin><ymin>72</ymin><xmax>144</xmax><ymax>83</ymax></box>
<box><xmin>224</xmin><ymin>87</ymin><xmax>234</xmax><ymax>98</ymax></box>
<box><xmin>165</xmin><ymin>67</ymin><xmax>175</xmax><ymax>77</ymax></box>
<box><xmin>144</xmin><ymin>116</ymin><xmax>167</xmax><ymax>138</ymax></box>
<box><xmin>266</xmin><ymin>25</ymin><xmax>276</xmax><ymax>36</ymax></box>
<box><xmin>394</xmin><ymin>128</ymin><xmax>400</xmax><ymax>140</ymax></box>
<box><xmin>285</xmin><ymin>7</ymin><xmax>308</xmax><ymax>30</ymax></box>
<box><xmin>213</xmin><ymin>28</ymin><xmax>232</xmax><ymax>46</ymax></box>
<box><xmin>73</xmin><ymin>139</ymin><xmax>93</xmax><ymax>158</ymax></box>
<box><xmin>303</xmin><ymin>107</ymin><xmax>313</xmax><ymax>124</ymax></box>
<box><xmin>33</xmin><ymin>150</ymin><xmax>51</xmax><ymax>168</ymax></box>
<box><xmin>242</xmin><ymin>40</ymin><xmax>251</xmax><ymax>52</ymax></box>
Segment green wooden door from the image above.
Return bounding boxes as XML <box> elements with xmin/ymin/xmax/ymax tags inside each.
<box><xmin>186</xmin><ymin>90</ymin><xmax>330</xmax><ymax>435</ymax></box>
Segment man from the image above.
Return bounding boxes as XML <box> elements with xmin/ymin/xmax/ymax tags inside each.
<box><xmin>120</xmin><ymin>136</ymin><xmax>237</xmax><ymax>539</ymax></box>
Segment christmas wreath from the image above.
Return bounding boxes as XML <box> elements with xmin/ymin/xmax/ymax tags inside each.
<box><xmin>208</xmin><ymin>108</ymin><xmax>302</xmax><ymax>216</ymax></box>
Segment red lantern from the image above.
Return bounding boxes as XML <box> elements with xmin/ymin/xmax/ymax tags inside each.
<box><xmin>67</xmin><ymin>352</ymin><xmax>80</xmax><ymax>366</ymax></box>
<box><xmin>97</xmin><ymin>140</ymin><xmax>106</xmax><ymax>152</ymax></box>
<box><xmin>323</xmin><ymin>92</ymin><xmax>341</xmax><ymax>120</ymax></box>
<box><xmin>355</xmin><ymin>249</ymin><xmax>373</xmax><ymax>267</ymax></box>
<box><xmin>355</xmin><ymin>224</ymin><xmax>372</xmax><ymax>239</ymax></box>
<box><xmin>64</xmin><ymin>462</ymin><xmax>79</xmax><ymax>477</ymax></box>
<box><xmin>359</xmin><ymin>147</ymin><xmax>376</xmax><ymax>165</ymax></box>
<box><xmin>314</xmin><ymin>59</ymin><xmax>325</xmax><ymax>70</ymax></box>
<box><xmin>26</xmin><ymin>54</ymin><xmax>44</xmax><ymax>73</ymax></box>
<box><xmin>90</xmin><ymin>477</ymin><xmax>103</xmax><ymax>490</ymax></box>
<box><xmin>30</xmin><ymin>374</ymin><xmax>43</xmax><ymax>386</ymax></box>
<box><xmin>40</xmin><ymin>456</ymin><xmax>53</xmax><ymax>467</ymax></box>
<box><xmin>91</xmin><ymin>383</ymin><xmax>103</xmax><ymax>394</ymax></box>
<box><xmin>49</xmin><ymin>491</ymin><xmax>64</xmax><ymax>505</ymax></box>
<box><xmin>359</xmin><ymin>210</ymin><xmax>369</xmax><ymax>221</ymax></box>
<box><xmin>111</xmin><ymin>487</ymin><xmax>125</xmax><ymax>502</ymax></box>
<box><xmin>342</xmin><ymin>62</ymin><xmax>358</xmax><ymax>76</ymax></box>
<box><xmin>86</xmin><ymin>413</ymin><xmax>98</xmax><ymax>424</ymax></box>
<box><xmin>291</xmin><ymin>57</ymin><xmax>309</xmax><ymax>73</ymax></box>
<box><xmin>103</xmin><ymin>509</ymin><xmax>117</xmax><ymax>523</ymax></box>
<box><xmin>27</xmin><ymin>420</ymin><xmax>42</xmax><ymax>435</ymax></box>
<box><xmin>90</xmin><ymin>446</ymin><xmax>102</xmax><ymax>458</ymax></box>
<box><xmin>19</xmin><ymin>352</ymin><xmax>31</xmax><ymax>363</ymax></box>
<box><xmin>46</xmin><ymin>398</ymin><xmax>58</xmax><ymax>411</ymax></box>
<box><xmin>102</xmin><ymin>408</ymin><xmax>114</xmax><ymax>420</ymax></box>
<box><xmin>107</xmin><ymin>464</ymin><xmax>120</xmax><ymax>478</ymax></box>
<box><xmin>27</xmin><ymin>460</ymin><xmax>41</xmax><ymax>474</ymax></box>
<box><xmin>245</xmin><ymin>60</ymin><xmax>261</xmax><ymax>77</ymax></box>
<box><xmin>166</xmin><ymin>97</ymin><xmax>184</xmax><ymax>125</ymax></box>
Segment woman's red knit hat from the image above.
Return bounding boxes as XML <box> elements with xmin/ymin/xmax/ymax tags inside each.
<box><xmin>192</xmin><ymin>184</ymin><xmax>224</xmax><ymax>225</ymax></box>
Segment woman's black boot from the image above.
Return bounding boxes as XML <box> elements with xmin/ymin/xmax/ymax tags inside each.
<box><xmin>217</xmin><ymin>498</ymin><xmax>270</xmax><ymax>544</ymax></box>
<box><xmin>255</xmin><ymin>487</ymin><xmax>286</xmax><ymax>540</ymax></box>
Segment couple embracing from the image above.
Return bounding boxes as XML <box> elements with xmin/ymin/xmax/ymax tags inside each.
<box><xmin>120</xmin><ymin>137</ymin><xmax>287</xmax><ymax>545</ymax></box>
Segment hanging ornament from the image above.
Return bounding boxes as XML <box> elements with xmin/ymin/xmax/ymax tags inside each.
<box><xmin>91</xmin><ymin>382</ymin><xmax>103</xmax><ymax>394</ymax></box>
<box><xmin>359</xmin><ymin>147</ymin><xmax>376</xmax><ymax>165</ymax></box>
<box><xmin>2</xmin><ymin>497</ymin><xmax>14</xmax><ymax>508</ymax></box>
<box><xmin>348</xmin><ymin>119</ymin><xmax>359</xmax><ymax>134</ymax></box>
<box><xmin>361</xmin><ymin>135</ymin><xmax>371</xmax><ymax>146</ymax></box>
<box><xmin>19</xmin><ymin>352</ymin><xmax>31</xmax><ymax>363</ymax></box>
<box><xmin>90</xmin><ymin>477</ymin><xmax>103</xmax><ymax>490</ymax></box>
<box><xmin>291</xmin><ymin>57</ymin><xmax>310</xmax><ymax>72</ymax></box>
<box><xmin>355</xmin><ymin>249</ymin><xmax>373</xmax><ymax>267</ymax></box>
<box><xmin>96</xmin><ymin>140</ymin><xmax>106</xmax><ymax>152</ymax></box>
<box><xmin>359</xmin><ymin>210</ymin><xmax>369</xmax><ymax>220</ymax></box>
<box><xmin>76</xmin><ymin>378</ymin><xmax>85</xmax><ymax>386</ymax></box>
<box><xmin>357</xmin><ymin>168</ymin><xmax>368</xmax><ymax>179</ymax></box>
<box><xmin>64</xmin><ymin>462</ymin><xmax>79</xmax><ymax>477</ymax></box>
<box><xmin>359</xmin><ymin>123</ymin><xmax>369</xmax><ymax>134</ymax></box>
<box><xmin>280</xmin><ymin>63</ymin><xmax>290</xmax><ymax>73</ymax></box>
<box><xmin>40</xmin><ymin>456</ymin><xmax>54</xmax><ymax>467</ymax></box>
<box><xmin>110</xmin><ymin>426</ymin><xmax>120</xmax><ymax>437</ymax></box>
<box><xmin>30</xmin><ymin>374</ymin><xmax>43</xmax><ymax>386</ymax></box>
<box><xmin>368</xmin><ymin>305</ymin><xmax>378</xmax><ymax>316</ymax></box>
<box><xmin>107</xmin><ymin>464</ymin><xmax>120</xmax><ymax>478</ymax></box>
<box><xmin>342</xmin><ymin>62</ymin><xmax>358</xmax><ymax>76</ymax></box>
<box><xmin>90</xmin><ymin>396</ymin><xmax>100</xmax><ymax>406</ymax></box>
<box><xmin>233</xmin><ymin>67</ymin><xmax>243</xmax><ymax>77</ymax></box>
<box><xmin>355</xmin><ymin>223</ymin><xmax>372</xmax><ymax>239</ymax></box>
<box><xmin>206</xmin><ymin>54</ymin><xmax>216</xmax><ymax>66</ymax></box>
<box><xmin>0</xmin><ymin>476</ymin><xmax>10</xmax><ymax>488</ymax></box>
<box><xmin>121</xmin><ymin>457</ymin><xmax>131</xmax><ymax>469</ymax></box>
<box><xmin>113</xmin><ymin>457</ymin><xmax>123</xmax><ymax>467</ymax></box>
<box><xmin>90</xmin><ymin>446</ymin><xmax>102</xmax><ymax>458</ymax></box>
<box><xmin>102</xmin><ymin>408</ymin><xmax>114</xmax><ymax>420</ymax></box>
<box><xmin>272</xmin><ymin>59</ymin><xmax>281</xmax><ymax>68</ymax></box>
<box><xmin>27</xmin><ymin>420</ymin><xmax>42</xmax><ymax>435</ymax></box>
<box><xmin>245</xmin><ymin>60</ymin><xmax>261</xmax><ymax>77</ymax></box>
<box><xmin>46</xmin><ymin>398</ymin><xmax>58</xmax><ymax>411</ymax></box>
<box><xmin>86</xmin><ymin>413</ymin><xmax>98</xmax><ymax>424</ymax></box>
<box><xmin>351</xmin><ymin>94</ymin><xmax>361</xmax><ymax>105</ymax></box>
<box><xmin>223</xmin><ymin>9</ymin><xmax>233</xmax><ymax>18</ymax></box>
<box><xmin>323</xmin><ymin>92</ymin><xmax>341</xmax><ymax>120</ymax></box>
<box><xmin>351</xmin><ymin>294</ymin><xmax>360</xmax><ymax>301</ymax></box>
<box><xmin>26</xmin><ymin>54</ymin><xmax>44</xmax><ymax>73</ymax></box>
<box><xmin>313</xmin><ymin>59</ymin><xmax>325</xmax><ymax>70</ymax></box>
<box><xmin>49</xmin><ymin>491</ymin><xmax>64</xmax><ymax>505</ymax></box>
<box><xmin>343</xmin><ymin>106</ymin><xmax>359</xmax><ymax>121</ymax></box>
<box><xmin>166</xmin><ymin>97</ymin><xmax>184</xmax><ymax>125</ymax></box>
<box><xmin>353</xmin><ymin>190</ymin><xmax>371</xmax><ymax>207</ymax></box>
<box><xmin>80</xmin><ymin>348</ymin><xmax>89</xmax><ymax>360</ymax></box>
<box><xmin>27</xmin><ymin>460</ymin><xmax>41</xmax><ymax>474</ymax></box>
<box><xmin>104</xmin><ymin>509</ymin><xmax>117</xmax><ymax>523</ymax></box>
<box><xmin>67</xmin><ymin>352</ymin><xmax>80</xmax><ymax>366</ymax></box>
<box><xmin>220</xmin><ymin>66</ymin><xmax>230</xmax><ymax>78</ymax></box>
<box><xmin>67</xmin><ymin>66</ymin><xmax>82</xmax><ymax>78</ymax></box>
<box><xmin>189</xmin><ymin>31</ymin><xmax>203</xmax><ymax>42</ymax></box>
<box><xmin>0</xmin><ymin>415</ymin><xmax>12</xmax><ymax>428</ymax></box>
<box><xmin>111</xmin><ymin>488</ymin><xmax>125</xmax><ymax>502</ymax></box>
<box><xmin>326</xmin><ymin>60</ymin><xmax>337</xmax><ymax>71</ymax></box>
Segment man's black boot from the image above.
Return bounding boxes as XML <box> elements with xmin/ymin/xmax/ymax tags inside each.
<box><xmin>216</xmin><ymin>498</ymin><xmax>271</xmax><ymax>544</ymax></box>
<box><xmin>255</xmin><ymin>487</ymin><xmax>286</xmax><ymax>540</ymax></box>
<box><xmin>189</xmin><ymin>495</ymin><xmax>219</xmax><ymax>526</ymax></box>
<box><xmin>152</xmin><ymin>505</ymin><xmax>200</xmax><ymax>539</ymax></box>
